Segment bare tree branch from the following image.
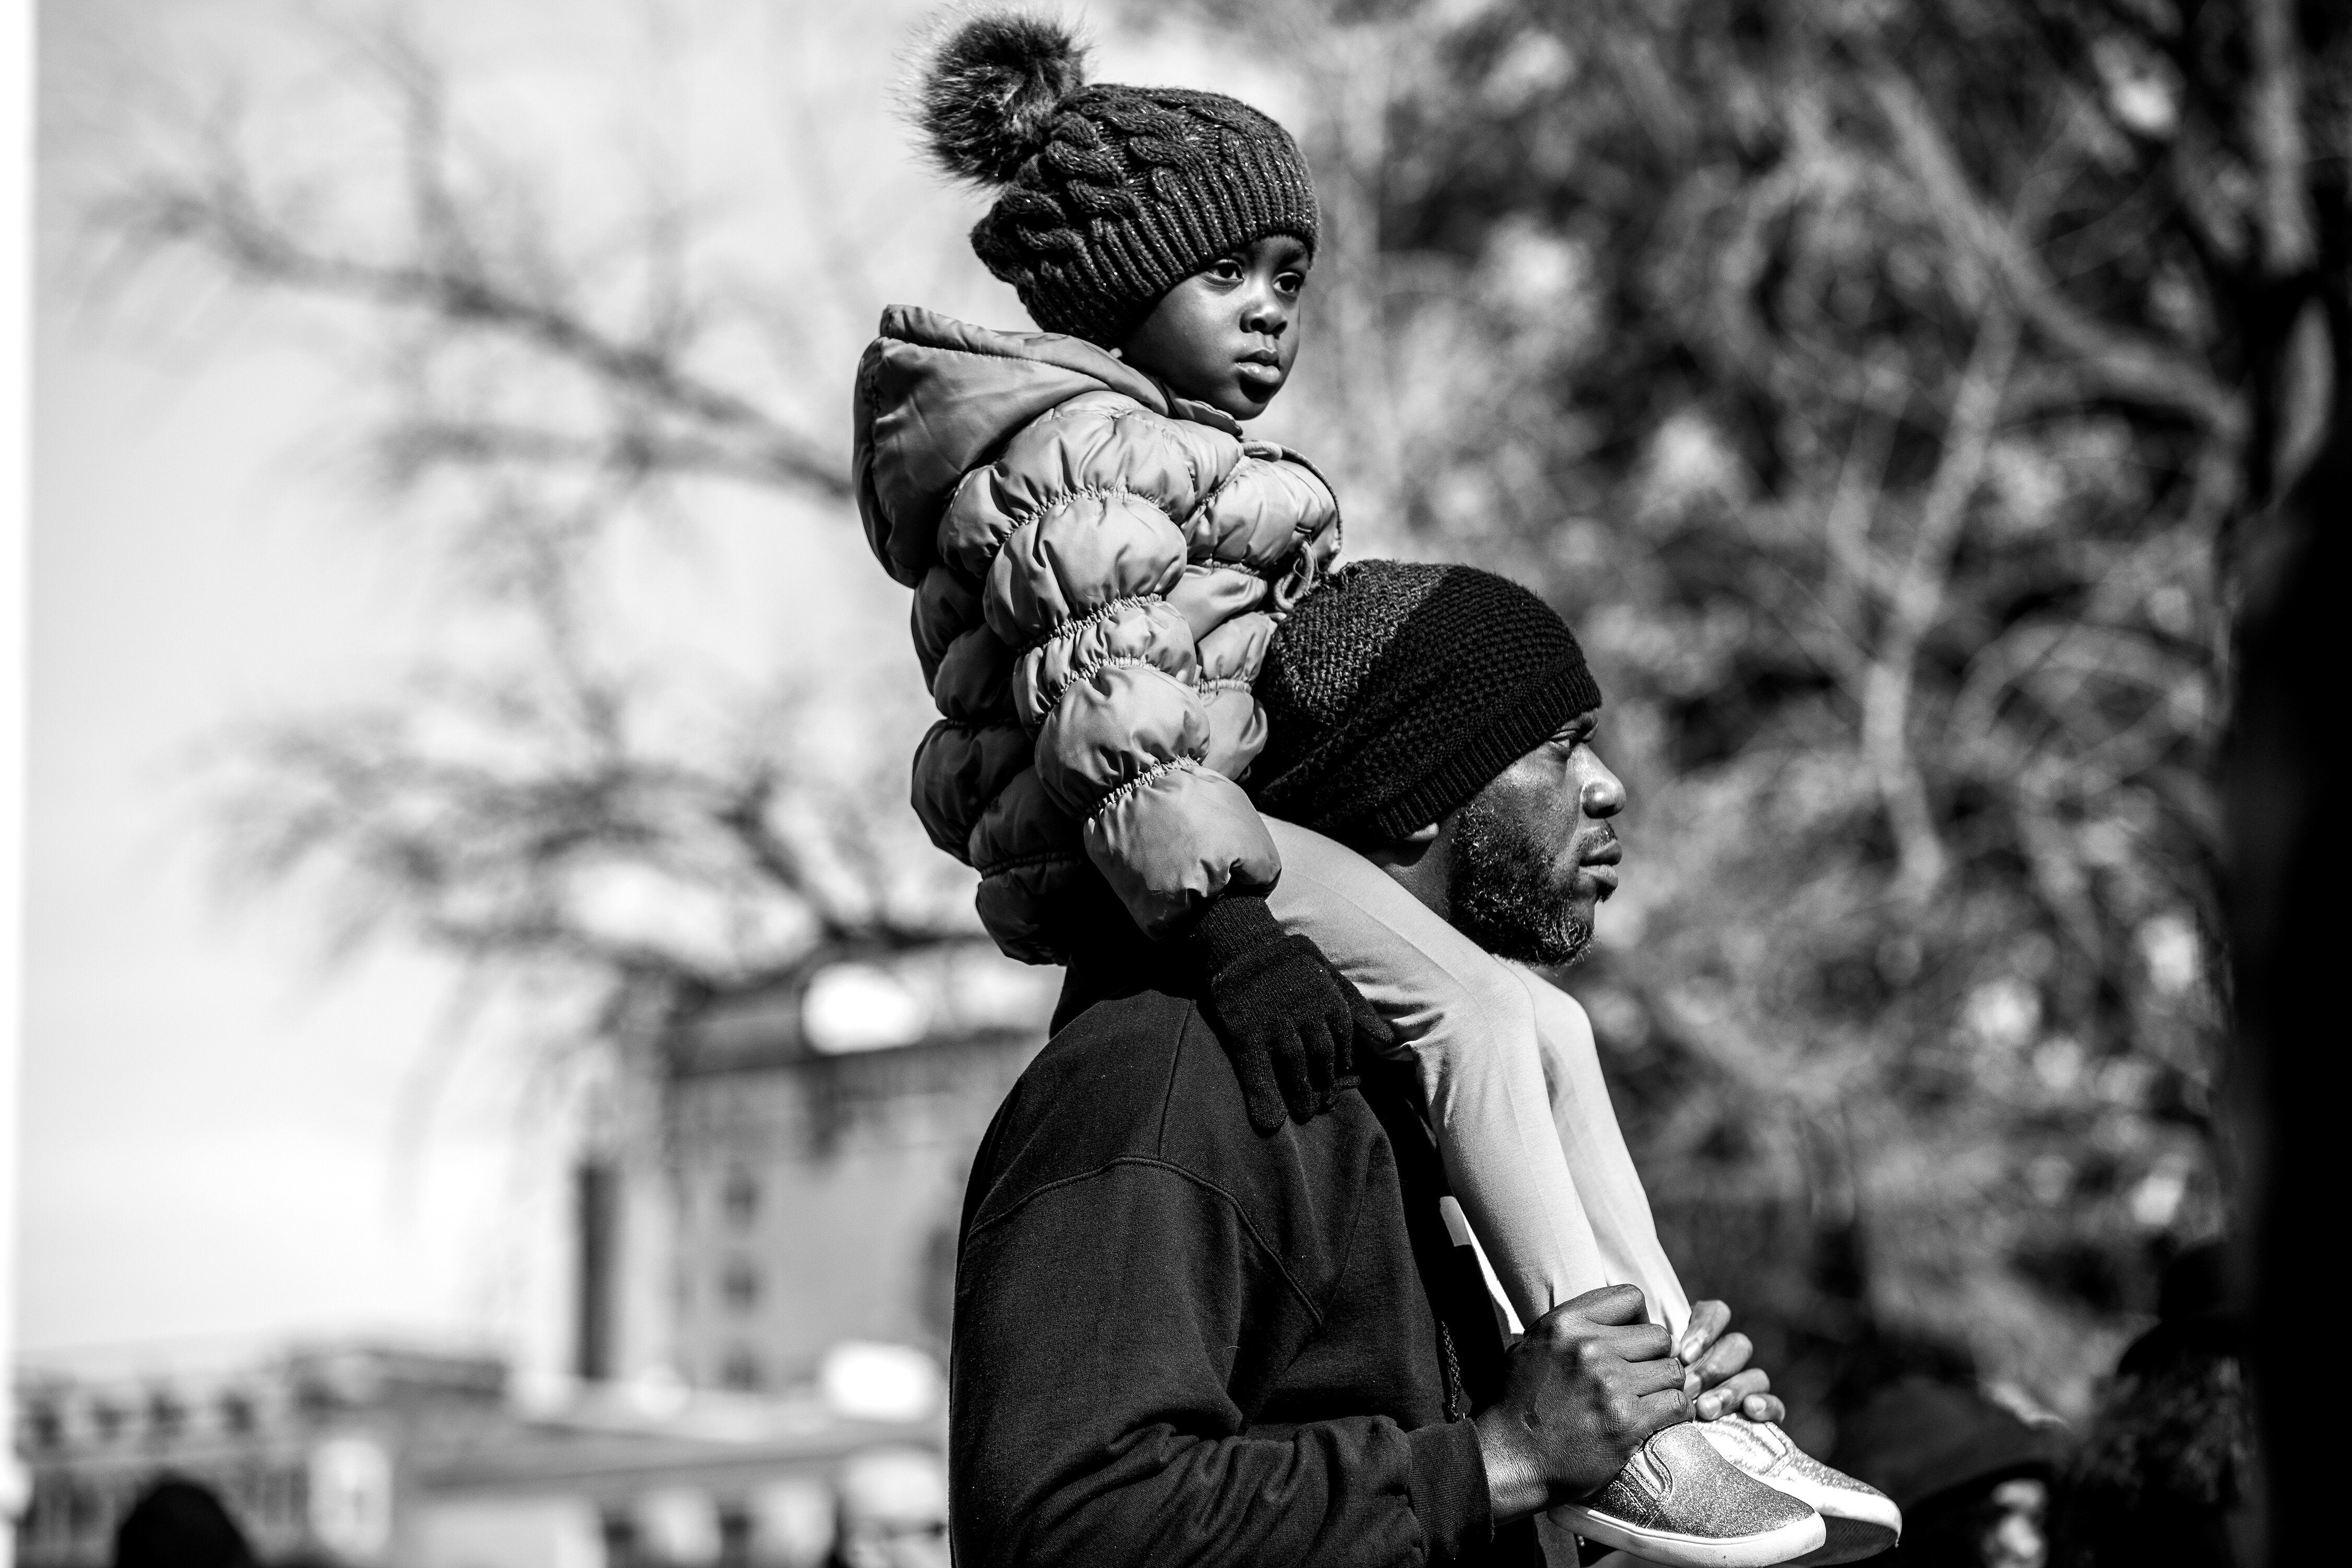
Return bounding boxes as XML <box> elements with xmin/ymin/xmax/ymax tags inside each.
<box><xmin>103</xmin><ymin>36</ymin><xmax>854</xmax><ymax>506</ymax></box>
<box><xmin>2247</xmin><ymin>0</ymin><xmax>2319</xmax><ymax>277</ymax></box>
<box><xmin>1861</xmin><ymin>305</ymin><xmax>2019</xmax><ymax>901</ymax></box>
<box><xmin>117</xmin><ymin>178</ymin><xmax>852</xmax><ymax>497</ymax></box>
<box><xmin>1866</xmin><ymin>66</ymin><xmax>2241</xmax><ymax>437</ymax></box>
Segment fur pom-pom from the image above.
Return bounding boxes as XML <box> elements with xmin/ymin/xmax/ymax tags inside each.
<box><xmin>918</xmin><ymin>12</ymin><xmax>1088</xmax><ymax>185</ymax></box>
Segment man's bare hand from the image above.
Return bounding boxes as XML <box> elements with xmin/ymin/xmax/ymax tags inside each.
<box><xmin>1474</xmin><ymin>1284</ymin><xmax>1687</xmax><ymax>1521</ymax></box>
<box><xmin>1676</xmin><ymin>1299</ymin><xmax>1785</xmax><ymax>1424</ymax></box>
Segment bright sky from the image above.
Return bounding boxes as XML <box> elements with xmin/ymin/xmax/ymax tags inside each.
<box><xmin>23</xmin><ymin>0</ymin><xmax>961</xmax><ymax>1371</ymax></box>
<box><xmin>20</xmin><ymin>0</ymin><xmax>1294</xmax><ymax>1374</ymax></box>
<box><xmin>29</xmin><ymin>1</ymin><xmax>552</xmax><ymax>1365</ymax></box>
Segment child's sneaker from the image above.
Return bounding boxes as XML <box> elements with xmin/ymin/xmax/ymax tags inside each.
<box><xmin>1692</xmin><ymin>1416</ymin><xmax>1901</xmax><ymax>1565</ymax></box>
<box><xmin>1549</xmin><ymin>1421</ymin><xmax>1826</xmax><ymax>1567</ymax></box>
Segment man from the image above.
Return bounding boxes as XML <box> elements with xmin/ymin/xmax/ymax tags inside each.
<box><xmin>112</xmin><ymin>1479</ymin><xmax>258</xmax><ymax>1568</ymax></box>
<box><xmin>947</xmin><ymin>563</ymin><xmax>1784</xmax><ymax>1566</ymax></box>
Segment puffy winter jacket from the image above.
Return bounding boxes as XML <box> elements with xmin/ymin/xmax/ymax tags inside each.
<box><xmin>854</xmin><ymin>307</ymin><xmax>1341</xmax><ymax>962</ymax></box>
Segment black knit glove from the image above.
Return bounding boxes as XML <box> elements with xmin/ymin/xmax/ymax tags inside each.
<box><xmin>1193</xmin><ymin>894</ymin><xmax>1393</xmax><ymax>1136</ymax></box>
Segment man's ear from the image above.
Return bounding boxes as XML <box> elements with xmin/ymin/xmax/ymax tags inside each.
<box><xmin>1364</xmin><ymin>816</ymin><xmax>1450</xmax><ymax>914</ymax></box>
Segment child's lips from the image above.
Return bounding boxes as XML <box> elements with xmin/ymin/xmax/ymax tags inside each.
<box><xmin>1234</xmin><ymin>361</ymin><xmax>1283</xmax><ymax>394</ymax></box>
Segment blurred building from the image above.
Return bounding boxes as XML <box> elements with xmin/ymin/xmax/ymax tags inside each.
<box><xmin>582</xmin><ymin>947</ymin><xmax>1053</xmax><ymax>1392</ymax></box>
<box><xmin>13</xmin><ymin>1343</ymin><xmax>947</xmax><ymax>1568</ymax></box>
<box><xmin>15</xmin><ymin>949</ymin><xmax>1052</xmax><ymax>1566</ymax></box>
<box><xmin>15</xmin><ymin>1344</ymin><xmax>499</xmax><ymax>1565</ymax></box>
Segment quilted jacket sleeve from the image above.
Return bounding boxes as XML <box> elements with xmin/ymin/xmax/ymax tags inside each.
<box><xmin>1174</xmin><ymin>446</ymin><xmax>1343</xmax><ymax>780</ymax></box>
<box><xmin>906</xmin><ymin>563</ymin><xmax>1084</xmax><ymax>964</ymax></box>
<box><xmin>914</xmin><ymin>391</ymin><xmax>1338</xmax><ymax>941</ymax></box>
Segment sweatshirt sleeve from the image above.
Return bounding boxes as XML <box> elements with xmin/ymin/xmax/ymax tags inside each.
<box><xmin>950</xmin><ymin>1157</ymin><xmax>1495</xmax><ymax>1568</ymax></box>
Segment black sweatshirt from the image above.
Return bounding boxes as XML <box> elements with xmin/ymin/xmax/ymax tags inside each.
<box><xmin>948</xmin><ymin>952</ymin><xmax>1542</xmax><ymax>1567</ymax></box>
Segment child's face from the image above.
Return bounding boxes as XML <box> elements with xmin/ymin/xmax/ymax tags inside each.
<box><xmin>1119</xmin><ymin>233</ymin><xmax>1310</xmax><ymax>421</ymax></box>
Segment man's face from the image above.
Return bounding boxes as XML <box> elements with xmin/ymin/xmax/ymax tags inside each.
<box><xmin>1446</xmin><ymin>710</ymin><xmax>1625</xmax><ymax>966</ymax></box>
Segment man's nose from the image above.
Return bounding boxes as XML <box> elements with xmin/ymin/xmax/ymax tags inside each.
<box><xmin>1580</xmin><ymin>765</ymin><xmax>1625</xmax><ymax>819</ymax></box>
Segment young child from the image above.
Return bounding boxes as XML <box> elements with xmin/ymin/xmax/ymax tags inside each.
<box><xmin>852</xmin><ymin>15</ymin><xmax>1898</xmax><ymax>1566</ymax></box>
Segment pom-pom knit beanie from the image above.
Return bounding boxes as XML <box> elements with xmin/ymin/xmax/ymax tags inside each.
<box><xmin>1249</xmin><ymin>562</ymin><xmax>1604</xmax><ymax>846</ymax></box>
<box><xmin>916</xmin><ymin>13</ymin><xmax>1320</xmax><ymax>346</ymax></box>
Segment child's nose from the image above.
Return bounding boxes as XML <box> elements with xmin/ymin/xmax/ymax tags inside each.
<box><xmin>1241</xmin><ymin>295</ymin><xmax>1287</xmax><ymax>335</ymax></box>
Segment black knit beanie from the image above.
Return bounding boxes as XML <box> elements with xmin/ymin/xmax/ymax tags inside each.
<box><xmin>917</xmin><ymin>15</ymin><xmax>1320</xmax><ymax>347</ymax></box>
<box><xmin>1249</xmin><ymin>561</ymin><xmax>1603</xmax><ymax>846</ymax></box>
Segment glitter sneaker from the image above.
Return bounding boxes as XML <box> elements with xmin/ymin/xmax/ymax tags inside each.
<box><xmin>1694</xmin><ymin>1415</ymin><xmax>1902</xmax><ymax>1565</ymax></box>
<box><xmin>1549</xmin><ymin>1421</ymin><xmax>1827</xmax><ymax>1567</ymax></box>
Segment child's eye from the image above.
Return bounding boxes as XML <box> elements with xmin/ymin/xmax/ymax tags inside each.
<box><xmin>1206</xmin><ymin>259</ymin><xmax>1244</xmax><ymax>283</ymax></box>
<box><xmin>1276</xmin><ymin>272</ymin><xmax>1305</xmax><ymax>296</ymax></box>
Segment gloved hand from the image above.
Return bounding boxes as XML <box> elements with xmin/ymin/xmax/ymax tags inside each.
<box><xmin>1192</xmin><ymin>893</ymin><xmax>1394</xmax><ymax>1135</ymax></box>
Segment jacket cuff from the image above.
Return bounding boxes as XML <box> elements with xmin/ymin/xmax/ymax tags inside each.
<box><xmin>1404</xmin><ymin>1419</ymin><xmax>1495</xmax><ymax>1563</ymax></box>
<box><xmin>1188</xmin><ymin>890</ymin><xmax>1283</xmax><ymax>975</ymax></box>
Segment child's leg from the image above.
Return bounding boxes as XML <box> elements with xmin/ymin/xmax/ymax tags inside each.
<box><xmin>1266</xmin><ymin>827</ymin><xmax>1869</xmax><ymax>1562</ymax></box>
<box><xmin>1509</xmin><ymin>961</ymin><xmax>1692</xmax><ymax>1339</ymax></box>
<box><xmin>1263</xmin><ymin>817</ymin><xmax>1611</xmax><ymax>1327</ymax></box>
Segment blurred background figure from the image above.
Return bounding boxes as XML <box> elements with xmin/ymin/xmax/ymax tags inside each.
<box><xmin>1829</xmin><ymin>1380</ymin><xmax>2068</xmax><ymax>1568</ymax></box>
<box><xmin>2051</xmin><ymin>1243</ymin><xmax>2256</xmax><ymax>1568</ymax></box>
<box><xmin>825</xmin><ymin>1447</ymin><xmax>946</xmax><ymax>1568</ymax></box>
<box><xmin>110</xmin><ymin>1478</ymin><xmax>256</xmax><ymax>1568</ymax></box>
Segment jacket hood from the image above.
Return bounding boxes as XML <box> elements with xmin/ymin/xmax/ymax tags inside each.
<box><xmin>853</xmin><ymin>306</ymin><xmax>1239</xmax><ymax>588</ymax></box>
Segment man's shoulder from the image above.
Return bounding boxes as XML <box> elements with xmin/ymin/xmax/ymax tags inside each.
<box><xmin>1001</xmin><ymin>983</ymin><xmax>1207</xmax><ymax>1156</ymax></box>
<box><xmin>968</xmin><ymin>985</ymin><xmax>1228</xmax><ymax>1227</ymax></box>
<box><xmin>965</xmin><ymin>979</ymin><xmax>1390</xmax><ymax>1248</ymax></box>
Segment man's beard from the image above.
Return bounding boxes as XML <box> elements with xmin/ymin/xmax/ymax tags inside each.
<box><xmin>1448</xmin><ymin>794</ymin><xmax>1595</xmax><ymax>966</ymax></box>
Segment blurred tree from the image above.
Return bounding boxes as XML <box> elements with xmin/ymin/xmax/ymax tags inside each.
<box><xmin>1177</xmin><ymin>0</ymin><xmax>2345</xmax><ymax>1427</ymax></box>
<box><xmin>99</xmin><ymin>18</ymin><xmax>983</xmax><ymax>1082</ymax></box>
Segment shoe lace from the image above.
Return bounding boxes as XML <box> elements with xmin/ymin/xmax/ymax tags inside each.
<box><xmin>1437</xmin><ymin>1321</ymin><xmax>1467</xmax><ymax>1422</ymax></box>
